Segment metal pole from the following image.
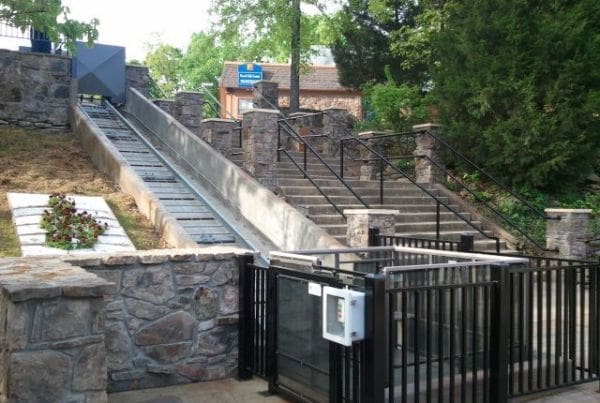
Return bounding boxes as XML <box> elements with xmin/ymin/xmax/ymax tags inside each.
<box><xmin>363</xmin><ymin>274</ymin><xmax>386</xmax><ymax>402</ymax></box>
<box><xmin>238</xmin><ymin>254</ymin><xmax>255</xmax><ymax>380</ymax></box>
<box><xmin>266</xmin><ymin>269</ymin><xmax>278</xmax><ymax>393</ymax></box>
<box><xmin>277</xmin><ymin>124</ymin><xmax>281</xmax><ymax>163</ymax></box>
<box><xmin>490</xmin><ymin>264</ymin><xmax>510</xmax><ymax>403</ymax></box>
<box><xmin>436</xmin><ymin>202</ymin><xmax>441</xmax><ymax>240</ymax></box>
<box><xmin>303</xmin><ymin>140</ymin><xmax>308</xmax><ymax>178</ymax></box>
<box><xmin>340</xmin><ymin>140</ymin><xmax>344</xmax><ymax>178</ymax></box>
<box><xmin>379</xmin><ymin>158</ymin><xmax>384</xmax><ymax>205</ymax></box>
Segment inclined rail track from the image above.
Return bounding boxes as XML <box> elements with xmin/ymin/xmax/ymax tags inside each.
<box><xmin>79</xmin><ymin>100</ymin><xmax>240</xmax><ymax>246</ymax></box>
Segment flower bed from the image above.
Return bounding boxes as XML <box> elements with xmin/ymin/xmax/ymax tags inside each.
<box><xmin>40</xmin><ymin>193</ymin><xmax>108</xmax><ymax>250</ymax></box>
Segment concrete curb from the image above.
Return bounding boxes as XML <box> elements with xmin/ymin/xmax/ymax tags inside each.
<box><xmin>70</xmin><ymin>105</ymin><xmax>199</xmax><ymax>249</ymax></box>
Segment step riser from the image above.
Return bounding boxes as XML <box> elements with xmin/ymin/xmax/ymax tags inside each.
<box><xmin>395</xmin><ymin>222</ymin><xmax>483</xmax><ymax>233</ymax></box>
<box><xmin>286</xmin><ymin>195</ymin><xmax>449</xmax><ymax>206</ymax></box>
<box><xmin>279</xmin><ymin>186</ymin><xmax>437</xmax><ymax>197</ymax></box>
<box><xmin>306</xmin><ymin>205</ymin><xmax>461</xmax><ymax>215</ymax></box>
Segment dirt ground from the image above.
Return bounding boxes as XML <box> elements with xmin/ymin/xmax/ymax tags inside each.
<box><xmin>0</xmin><ymin>126</ymin><xmax>168</xmax><ymax>257</ymax></box>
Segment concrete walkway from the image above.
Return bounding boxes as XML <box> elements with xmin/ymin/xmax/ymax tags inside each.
<box><xmin>108</xmin><ymin>378</ymin><xmax>289</xmax><ymax>403</ymax></box>
<box><xmin>511</xmin><ymin>381</ymin><xmax>599</xmax><ymax>402</ymax></box>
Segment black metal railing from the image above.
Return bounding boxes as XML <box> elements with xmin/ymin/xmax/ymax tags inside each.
<box><xmin>340</xmin><ymin>129</ymin><xmax>558</xmax><ymax>251</ymax></box>
<box><xmin>239</xmin><ymin>248</ymin><xmax>599</xmax><ymax>403</ymax></box>
<box><xmin>277</xmin><ymin>119</ymin><xmax>369</xmax><ymax>218</ymax></box>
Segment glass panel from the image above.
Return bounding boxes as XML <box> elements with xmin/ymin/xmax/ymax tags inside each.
<box><xmin>277</xmin><ymin>275</ymin><xmax>329</xmax><ymax>402</ymax></box>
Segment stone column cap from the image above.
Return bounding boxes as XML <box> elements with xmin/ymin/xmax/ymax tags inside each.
<box><xmin>201</xmin><ymin>118</ymin><xmax>238</xmax><ymax>123</ymax></box>
<box><xmin>412</xmin><ymin>123</ymin><xmax>443</xmax><ymax>131</ymax></box>
<box><xmin>344</xmin><ymin>209</ymin><xmax>399</xmax><ymax>215</ymax></box>
<box><xmin>545</xmin><ymin>208</ymin><xmax>593</xmax><ymax>214</ymax></box>
<box><xmin>175</xmin><ymin>91</ymin><xmax>203</xmax><ymax>96</ymax></box>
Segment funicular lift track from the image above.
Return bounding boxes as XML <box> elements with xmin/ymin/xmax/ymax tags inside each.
<box><xmin>79</xmin><ymin>99</ymin><xmax>256</xmax><ymax>251</ymax></box>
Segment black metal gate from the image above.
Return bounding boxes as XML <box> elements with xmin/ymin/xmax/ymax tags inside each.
<box><xmin>238</xmin><ymin>256</ymin><xmax>376</xmax><ymax>402</ymax></box>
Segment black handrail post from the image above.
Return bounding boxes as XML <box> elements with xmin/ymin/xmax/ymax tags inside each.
<box><xmin>368</xmin><ymin>227</ymin><xmax>381</xmax><ymax>247</ymax></box>
<box><xmin>266</xmin><ymin>268</ymin><xmax>278</xmax><ymax>393</ymax></box>
<box><xmin>436</xmin><ymin>201</ymin><xmax>441</xmax><ymax>240</ymax></box>
<box><xmin>329</xmin><ymin>342</ymin><xmax>343</xmax><ymax>403</ymax></box>
<box><xmin>379</xmin><ymin>158</ymin><xmax>384</xmax><ymax>205</ymax></box>
<box><xmin>458</xmin><ymin>234</ymin><xmax>474</xmax><ymax>252</ymax></box>
<box><xmin>490</xmin><ymin>264</ymin><xmax>510</xmax><ymax>403</ymax></box>
<box><xmin>363</xmin><ymin>274</ymin><xmax>386</xmax><ymax>402</ymax></box>
<box><xmin>238</xmin><ymin>254</ymin><xmax>255</xmax><ymax>380</ymax></box>
<box><xmin>303</xmin><ymin>142</ymin><xmax>308</xmax><ymax>179</ymax></box>
<box><xmin>276</xmin><ymin>124</ymin><xmax>281</xmax><ymax>163</ymax></box>
<box><xmin>340</xmin><ymin>139</ymin><xmax>344</xmax><ymax>178</ymax></box>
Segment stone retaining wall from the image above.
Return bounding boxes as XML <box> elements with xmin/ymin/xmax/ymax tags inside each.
<box><xmin>0</xmin><ymin>49</ymin><xmax>75</xmax><ymax>130</ymax></box>
<box><xmin>0</xmin><ymin>257</ymin><xmax>114</xmax><ymax>403</ymax></box>
<box><xmin>65</xmin><ymin>248</ymin><xmax>252</xmax><ymax>392</ymax></box>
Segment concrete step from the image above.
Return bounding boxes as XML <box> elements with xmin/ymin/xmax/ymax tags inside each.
<box><xmin>320</xmin><ymin>224</ymin><xmax>348</xmax><ymax>236</ymax></box>
<box><xmin>395</xmin><ymin>211</ymin><xmax>471</xmax><ymax>223</ymax></box>
<box><xmin>305</xmin><ymin>204</ymin><xmax>462</xmax><ymax>215</ymax></box>
<box><xmin>308</xmin><ymin>214</ymin><xmax>347</xmax><ymax>225</ymax></box>
<box><xmin>276</xmin><ymin>177</ymin><xmax>415</xmax><ymax>188</ymax></box>
<box><xmin>278</xmin><ymin>186</ymin><xmax>439</xmax><ymax>198</ymax></box>
<box><xmin>395</xmin><ymin>220</ymin><xmax>483</xmax><ymax>233</ymax></box>
<box><xmin>278</xmin><ymin>185</ymin><xmax>437</xmax><ymax>198</ymax></box>
<box><xmin>286</xmin><ymin>194</ymin><xmax>449</xmax><ymax>206</ymax></box>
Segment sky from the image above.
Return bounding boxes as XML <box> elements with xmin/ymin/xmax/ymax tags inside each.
<box><xmin>62</xmin><ymin>0</ymin><xmax>213</xmax><ymax>61</ymax></box>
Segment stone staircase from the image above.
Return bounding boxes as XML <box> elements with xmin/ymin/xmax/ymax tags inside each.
<box><xmin>273</xmin><ymin>151</ymin><xmax>506</xmax><ymax>252</ymax></box>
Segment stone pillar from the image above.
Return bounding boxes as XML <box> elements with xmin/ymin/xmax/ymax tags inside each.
<box><xmin>287</xmin><ymin>112</ymin><xmax>324</xmax><ymax>153</ymax></box>
<box><xmin>201</xmin><ymin>118</ymin><xmax>240</xmax><ymax>154</ymax></box>
<box><xmin>545</xmin><ymin>209</ymin><xmax>592</xmax><ymax>259</ymax></box>
<box><xmin>357</xmin><ymin>131</ymin><xmax>387</xmax><ymax>181</ymax></box>
<box><xmin>153</xmin><ymin>99</ymin><xmax>176</xmax><ymax>116</ymax></box>
<box><xmin>412</xmin><ymin>123</ymin><xmax>444</xmax><ymax>184</ymax></box>
<box><xmin>0</xmin><ymin>260</ymin><xmax>114</xmax><ymax>403</ymax></box>
<box><xmin>323</xmin><ymin>108</ymin><xmax>355</xmax><ymax>156</ymax></box>
<box><xmin>253</xmin><ymin>81</ymin><xmax>279</xmax><ymax>110</ymax></box>
<box><xmin>175</xmin><ymin>91</ymin><xmax>203</xmax><ymax>136</ymax></box>
<box><xmin>242</xmin><ymin>109</ymin><xmax>280</xmax><ymax>190</ymax></box>
<box><xmin>125</xmin><ymin>65</ymin><xmax>150</xmax><ymax>97</ymax></box>
<box><xmin>345</xmin><ymin>209</ymin><xmax>399</xmax><ymax>248</ymax></box>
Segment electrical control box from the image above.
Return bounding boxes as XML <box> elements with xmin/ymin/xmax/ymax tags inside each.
<box><xmin>322</xmin><ymin>287</ymin><xmax>365</xmax><ymax>346</ymax></box>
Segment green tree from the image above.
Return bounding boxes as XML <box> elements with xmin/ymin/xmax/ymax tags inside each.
<box><xmin>0</xmin><ymin>0</ymin><xmax>98</xmax><ymax>52</ymax></box>
<box><xmin>144</xmin><ymin>40</ymin><xmax>183</xmax><ymax>98</ymax></box>
<box><xmin>210</xmin><ymin>0</ymin><xmax>336</xmax><ymax>112</ymax></box>
<box><xmin>434</xmin><ymin>0</ymin><xmax>600</xmax><ymax>190</ymax></box>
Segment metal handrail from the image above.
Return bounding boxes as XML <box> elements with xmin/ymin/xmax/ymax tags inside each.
<box><xmin>278</xmin><ymin>148</ymin><xmax>346</xmax><ymax>218</ymax></box>
<box><xmin>277</xmin><ymin>120</ymin><xmax>370</xmax><ymax>211</ymax></box>
<box><xmin>341</xmin><ymin>135</ymin><xmax>502</xmax><ymax>252</ymax></box>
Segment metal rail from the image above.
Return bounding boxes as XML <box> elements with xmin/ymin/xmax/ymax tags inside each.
<box><xmin>81</xmin><ymin>99</ymin><xmax>266</xmax><ymax>263</ymax></box>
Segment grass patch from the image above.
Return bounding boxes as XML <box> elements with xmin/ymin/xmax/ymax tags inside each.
<box><xmin>0</xmin><ymin>126</ymin><xmax>167</xmax><ymax>256</ymax></box>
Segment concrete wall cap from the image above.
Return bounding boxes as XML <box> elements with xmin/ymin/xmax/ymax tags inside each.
<box><xmin>242</xmin><ymin>108</ymin><xmax>281</xmax><ymax>115</ymax></box>
<box><xmin>344</xmin><ymin>209</ymin><xmax>400</xmax><ymax>215</ymax></box>
<box><xmin>412</xmin><ymin>123</ymin><xmax>443</xmax><ymax>130</ymax></box>
<box><xmin>176</xmin><ymin>91</ymin><xmax>202</xmax><ymax>95</ymax></box>
<box><xmin>201</xmin><ymin>118</ymin><xmax>238</xmax><ymax>123</ymax></box>
<box><xmin>545</xmin><ymin>208</ymin><xmax>593</xmax><ymax>214</ymax></box>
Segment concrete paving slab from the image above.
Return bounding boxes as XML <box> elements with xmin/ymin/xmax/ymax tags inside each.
<box><xmin>108</xmin><ymin>378</ymin><xmax>289</xmax><ymax>403</ymax></box>
<box><xmin>7</xmin><ymin>192</ymin><xmax>136</xmax><ymax>257</ymax></box>
<box><xmin>512</xmin><ymin>381</ymin><xmax>599</xmax><ymax>402</ymax></box>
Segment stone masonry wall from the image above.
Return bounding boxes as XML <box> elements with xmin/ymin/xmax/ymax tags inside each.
<box><xmin>0</xmin><ymin>49</ymin><xmax>75</xmax><ymax>130</ymax></box>
<box><xmin>125</xmin><ymin>65</ymin><xmax>150</xmax><ymax>98</ymax></box>
<box><xmin>0</xmin><ymin>257</ymin><xmax>114</xmax><ymax>403</ymax></box>
<box><xmin>66</xmin><ymin>248</ymin><xmax>251</xmax><ymax>392</ymax></box>
<box><xmin>278</xmin><ymin>92</ymin><xmax>362</xmax><ymax>119</ymax></box>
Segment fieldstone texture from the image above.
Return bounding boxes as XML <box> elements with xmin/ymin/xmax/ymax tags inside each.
<box><xmin>545</xmin><ymin>209</ymin><xmax>592</xmax><ymax>260</ymax></box>
<box><xmin>200</xmin><ymin>118</ymin><xmax>240</xmax><ymax>156</ymax></box>
<box><xmin>242</xmin><ymin>109</ymin><xmax>280</xmax><ymax>190</ymax></box>
<box><xmin>153</xmin><ymin>99</ymin><xmax>175</xmax><ymax>115</ymax></box>
<box><xmin>323</xmin><ymin>108</ymin><xmax>355</xmax><ymax>156</ymax></box>
<box><xmin>345</xmin><ymin>209</ymin><xmax>399</xmax><ymax>247</ymax></box>
<box><xmin>0</xmin><ymin>49</ymin><xmax>74</xmax><ymax>129</ymax></box>
<box><xmin>76</xmin><ymin>248</ymin><xmax>249</xmax><ymax>392</ymax></box>
<box><xmin>175</xmin><ymin>92</ymin><xmax>203</xmax><ymax>136</ymax></box>
<box><xmin>253</xmin><ymin>80</ymin><xmax>279</xmax><ymax>110</ymax></box>
<box><xmin>0</xmin><ymin>258</ymin><xmax>112</xmax><ymax>403</ymax></box>
<box><xmin>0</xmin><ymin>248</ymin><xmax>250</xmax><ymax>397</ymax></box>
<box><xmin>413</xmin><ymin>123</ymin><xmax>444</xmax><ymax>184</ymax></box>
<box><xmin>125</xmin><ymin>65</ymin><xmax>150</xmax><ymax>97</ymax></box>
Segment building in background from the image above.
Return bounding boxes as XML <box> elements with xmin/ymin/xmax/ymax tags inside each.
<box><xmin>218</xmin><ymin>61</ymin><xmax>362</xmax><ymax>119</ymax></box>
